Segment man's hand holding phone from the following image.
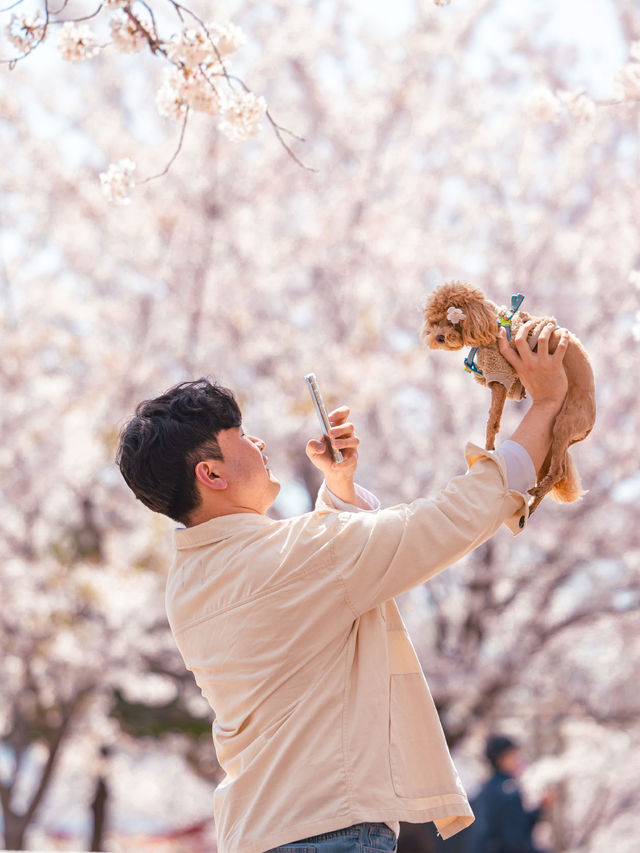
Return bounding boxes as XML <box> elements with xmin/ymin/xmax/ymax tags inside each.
<box><xmin>306</xmin><ymin>405</ymin><xmax>366</xmax><ymax>506</ymax></box>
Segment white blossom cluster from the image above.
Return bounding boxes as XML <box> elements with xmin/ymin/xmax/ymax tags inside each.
<box><xmin>525</xmin><ymin>87</ymin><xmax>595</xmax><ymax>124</ymax></box>
<box><xmin>613</xmin><ymin>43</ymin><xmax>640</xmax><ymax>101</ymax></box>
<box><xmin>155</xmin><ymin>20</ymin><xmax>267</xmax><ymax>141</ymax></box>
<box><xmin>157</xmin><ymin>21</ymin><xmax>265</xmax><ymax>134</ymax></box>
<box><xmin>110</xmin><ymin>12</ymin><xmax>149</xmax><ymax>54</ymax></box>
<box><xmin>6</xmin><ymin>11</ymin><xmax>45</xmax><ymax>54</ymax></box>
<box><xmin>525</xmin><ymin>87</ymin><xmax>563</xmax><ymax>123</ymax></box>
<box><xmin>219</xmin><ymin>89</ymin><xmax>268</xmax><ymax>141</ymax></box>
<box><xmin>57</xmin><ymin>21</ymin><xmax>99</xmax><ymax>62</ymax></box>
<box><xmin>558</xmin><ymin>89</ymin><xmax>596</xmax><ymax>123</ymax></box>
<box><xmin>156</xmin><ymin>64</ymin><xmax>221</xmax><ymax>119</ymax></box>
<box><xmin>99</xmin><ymin>157</ymin><xmax>136</xmax><ymax>204</ymax></box>
<box><xmin>4</xmin><ymin>7</ymin><xmax>267</xmax><ymax>202</ymax></box>
<box><xmin>165</xmin><ymin>20</ymin><xmax>245</xmax><ymax>66</ymax></box>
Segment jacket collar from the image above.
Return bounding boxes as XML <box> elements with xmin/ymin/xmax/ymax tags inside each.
<box><xmin>173</xmin><ymin>512</ymin><xmax>274</xmax><ymax>550</ymax></box>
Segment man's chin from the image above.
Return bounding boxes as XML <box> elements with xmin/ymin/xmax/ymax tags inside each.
<box><xmin>263</xmin><ymin>478</ymin><xmax>281</xmax><ymax>512</ymax></box>
<box><xmin>268</xmin><ymin>475</ymin><xmax>281</xmax><ymax>495</ymax></box>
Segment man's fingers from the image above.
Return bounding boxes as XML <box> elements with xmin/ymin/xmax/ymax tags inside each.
<box><xmin>553</xmin><ymin>328</ymin><xmax>570</xmax><ymax>361</ymax></box>
<box><xmin>332</xmin><ymin>435</ymin><xmax>360</xmax><ymax>450</ymax></box>
<box><xmin>330</xmin><ymin>422</ymin><xmax>354</xmax><ymax>438</ymax></box>
<box><xmin>305</xmin><ymin>439</ymin><xmax>326</xmax><ymax>457</ymax></box>
<box><xmin>513</xmin><ymin>319</ymin><xmax>535</xmax><ymax>355</ymax></box>
<box><xmin>329</xmin><ymin>406</ymin><xmax>350</xmax><ymax>426</ymax></box>
<box><xmin>498</xmin><ymin>326</ymin><xmax>521</xmax><ymax>368</ymax></box>
<box><xmin>536</xmin><ymin>322</ymin><xmax>556</xmax><ymax>357</ymax></box>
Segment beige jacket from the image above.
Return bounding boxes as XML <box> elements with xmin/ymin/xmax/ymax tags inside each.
<box><xmin>166</xmin><ymin>444</ymin><xmax>529</xmax><ymax>853</ymax></box>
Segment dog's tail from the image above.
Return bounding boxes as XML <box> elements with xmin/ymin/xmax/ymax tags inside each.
<box><xmin>550</xmin><ymin>450</ymin><xmax>586</xmax><ymax>503</ymax></box>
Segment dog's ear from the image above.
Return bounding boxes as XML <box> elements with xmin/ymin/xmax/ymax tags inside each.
<box><xmin>460</xmin><ymin>298</ymin><xmax>496</xmax><ymax>346</ymax></box>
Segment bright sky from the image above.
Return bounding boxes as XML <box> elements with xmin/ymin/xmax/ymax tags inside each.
<box><xmin>354</xmin><ymin>0</ymin><xmax>627</xmax><ymax>98</ymax></box>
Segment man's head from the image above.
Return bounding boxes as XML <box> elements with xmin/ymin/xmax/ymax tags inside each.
<box><xmin>116</xmin><ymin>378</ymin><xmax>279</xmax><ymax>525</ymax></box>
<box><xmin>485</xmin><ymin>734</ymin><xmax>523</xmax><ymax>777</ymax></box>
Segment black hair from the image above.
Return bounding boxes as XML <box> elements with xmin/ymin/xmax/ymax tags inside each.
<box><xmin>116</xmin><ymin>378</ymin><xmax>242</xmax><ymax>524</ymax></box>
<box><xmin>485</xmin><ymin>734</ymin><xmax>519</xmax><ymax>770</ymax></box>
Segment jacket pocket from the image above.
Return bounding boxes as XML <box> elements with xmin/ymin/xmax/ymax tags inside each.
<box><xmin>389</xmin><ymin>672</ymin><xmax>447</xmax><ymax>799</ymax></box>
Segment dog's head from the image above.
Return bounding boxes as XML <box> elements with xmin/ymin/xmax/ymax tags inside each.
<box><xmin>421</xmin><ymin>281</ymin><xmax>498</xmax><ymax>350</ymax></box>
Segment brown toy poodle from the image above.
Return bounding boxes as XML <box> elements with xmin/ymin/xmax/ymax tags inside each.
<box><xmin>422</xmin><ymin>281</ymin><xmax>596</xmax><ymax>514</ymax></box>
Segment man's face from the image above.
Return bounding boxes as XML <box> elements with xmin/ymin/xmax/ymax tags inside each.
<box><xmin>498</xmin><ymin>747</ymin><xmax>525</xmax><ymax>778</ymax></box>
<box><xmin>214</xmin><ymin>426</ymin><xmax>280</xmax><ymax>513</ymax></box>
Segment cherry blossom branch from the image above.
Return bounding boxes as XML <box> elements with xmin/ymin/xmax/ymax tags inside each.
<box><xmin>266</xmin><ymin>112</ymin><xmax>316</xmax><ymax>172</ymax></box>
<box><xmin>223</xmin><ymin>73</ymin><xmax>314</xmax><ymax>170</ymax></box>
<box><xmin>1</xmin><ymin>0</ymin><xmax>313</xmax><ymax>188</ymax></box>
<box><xmin>137</xmin><ymin>107</ymin><xmax>189</xmax><ymax>183</ymax></box>
<box><xmin>137</xmin><ymin>0</ymin><xmax>157</xmax><ymax>36</ymax></box>
<box><xmin>57</xmin><ymin>4</ymin><xmax>102</xmax><ymax>25</ymax></box>
<box><xmin>0</xmin><ymin>0</ymin><xmax>24</xmax><ymax>12</ymax></box>
<box><xmin>123</xmin><ymin>4</ymin><xmax>164</xmax><ymax>54</ymax></box>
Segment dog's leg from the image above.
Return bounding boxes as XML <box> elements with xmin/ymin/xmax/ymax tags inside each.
<box><xmin>526</xmin><ymin>447</ymin><xmax>551</xmax><ymax>514</ymax></box>
<box><xmin>485</xmin><ymin>382</ymin><xmax>507</xmax><ymax>450</ymax></box>
<box><xmin>528</xmin><ymin>426</ymin><xmax>574</xmax><ymax>509</ymax></box>
<box><xmin>528</xmin><ymin>490</ymin><xmax>545</xmax><ymax>515</ymax></box>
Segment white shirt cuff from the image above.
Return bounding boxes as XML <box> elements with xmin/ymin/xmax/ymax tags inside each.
<box><xmin>324</xmin><ymin>482</ymin><xmax>381</xmax><ymax>513</ymax></box>
<box><xmin>498</xmin><ymin>440</ymin><xmax>536</xmax><ymax>494</ymax></box>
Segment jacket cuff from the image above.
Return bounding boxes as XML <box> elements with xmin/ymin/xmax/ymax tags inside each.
<box><xmin>465</xmin><ymin>442</ymin><xmax>530</xmax><ymax>535</ymax></box>
<box><xmin>316</xmin><ymin>481</ymin><xmax>381</xmax><ymax>513</ymax></box>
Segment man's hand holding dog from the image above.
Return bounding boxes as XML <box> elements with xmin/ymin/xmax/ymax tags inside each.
<box><xmin>500</xmin><ymin>320</ymin><xmax>569</xmax><ymax>411</ymax></box>
<box><xmin>306</xmin><ymin>406</ymin><xmax>369</xmax><ymax>508</ymax></box>
<box><xmin>500</xmin><ymin>320</ymin><xmax>570</xmax><ymax>473</ymax></box>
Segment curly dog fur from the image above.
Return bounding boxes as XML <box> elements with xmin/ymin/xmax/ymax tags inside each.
<box><xmin>422</xmin><ymin>281</ymin><xmax>596</xmax><ymax>514</ymax></box>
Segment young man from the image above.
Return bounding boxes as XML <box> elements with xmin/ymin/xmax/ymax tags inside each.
<box><xmin>116</xmin><ymin>322</ymin><xmax>568</xmax><ymax>853</ymax></box>
<box><xmin>471</xmin><ymin>735</ymin><xmax>554</xmax><ymax>853</ymax></box>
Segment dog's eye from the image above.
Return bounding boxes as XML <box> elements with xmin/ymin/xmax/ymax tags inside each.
<box><xmin>436</xmin><ymin>334</ymin><xmax>446</xmax><ymax>344</ymax></box>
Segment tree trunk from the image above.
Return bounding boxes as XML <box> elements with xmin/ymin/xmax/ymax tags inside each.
<box><xmin>90</xmin><ymin>775</ymin><xmax>108</xmax><ymax>852</ymax></box>
<box><xmin>3</xmin><ymin>810</ymin><xmax>27</xmax><ymax>851</ymax></box>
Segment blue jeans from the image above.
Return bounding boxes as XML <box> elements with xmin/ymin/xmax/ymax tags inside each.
<box><xmin>265</xmin><ymin>822</ymin><xmax>397</xmax><ymax>852</ymax></box>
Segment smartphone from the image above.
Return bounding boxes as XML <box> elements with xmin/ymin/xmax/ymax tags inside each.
<box><xmin>304</xmin><ymin>373</ymin><xmax>344</xmax><ymax>464</ymax></box>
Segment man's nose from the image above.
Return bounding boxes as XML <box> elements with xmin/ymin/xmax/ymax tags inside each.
<box><xmin>250</xmin><ymin>435</ymin><xmax>265</xmax><ymax>451</ymax></box>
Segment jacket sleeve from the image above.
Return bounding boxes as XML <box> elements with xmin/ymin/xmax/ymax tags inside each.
<box><xmin>499</xmin><ymin>788</ymin><xmax>538</xmax><ymax>852</ymax></box>
<box><xmin>330</xmin><ymin>443</ymin><xmax>530</xmax><ymax>616</ymax></box>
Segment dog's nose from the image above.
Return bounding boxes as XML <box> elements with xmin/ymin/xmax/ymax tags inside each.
<box><xmin>436</xmin><ymin>334</ymin><xmax>446</xmax><ymax>344</ymax></box>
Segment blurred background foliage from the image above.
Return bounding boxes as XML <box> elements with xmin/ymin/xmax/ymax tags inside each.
<box><xmin>1</xmin><ymin>0</ymin><xmax>639</xmax><ymax>850</ymax></box>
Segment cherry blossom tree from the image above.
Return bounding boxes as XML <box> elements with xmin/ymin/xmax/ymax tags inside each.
<box><xmin>1</xmin><ymin>0</ymin><xmax>640</xmax><ymax>849</ymax></box>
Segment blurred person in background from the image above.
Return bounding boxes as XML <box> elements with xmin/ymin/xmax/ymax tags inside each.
<box><xmin>116</xmin><ymin>322</ymin><xmax>568</xmax><ymax>853</ymax></box>
<box><xmin>471</xmin><ymin>735</ymin><xmax>554</xmax><ymax>853</ymax></box>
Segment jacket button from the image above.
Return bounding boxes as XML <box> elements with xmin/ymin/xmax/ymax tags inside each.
<box><xmin>519</xmin><ymin>515</ymin><xmax>525</xmax><ymax>528</ymax></box>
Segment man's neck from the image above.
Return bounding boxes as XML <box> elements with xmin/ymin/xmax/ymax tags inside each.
<box><xmin>186</xmin><ymin>503</ymin><xmax>265</xmax><ymax>527</ymax></box>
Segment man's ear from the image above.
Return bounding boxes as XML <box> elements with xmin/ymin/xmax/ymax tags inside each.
<box><xmin>195</xmin><ymin>461</ymin><xmax>228</xmax><ymax>491</ymax></box>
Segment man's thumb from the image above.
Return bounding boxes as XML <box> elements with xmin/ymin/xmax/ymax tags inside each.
<box><xmin>307</xmin><ymin>439</ymin><xmax>325</xmax><ymax>455</ymax></box>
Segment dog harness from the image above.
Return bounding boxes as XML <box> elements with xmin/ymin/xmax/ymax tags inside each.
<box><xmin>463</xmin><ymin>292</ymin><xmax>525</xmax><ymax>376</ymax></box>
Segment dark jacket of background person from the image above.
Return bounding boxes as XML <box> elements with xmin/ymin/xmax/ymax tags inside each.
<box><xmin>471</xmin><ymin>771</ymin><xmax>544</xmax><ymax>853</ymax></box>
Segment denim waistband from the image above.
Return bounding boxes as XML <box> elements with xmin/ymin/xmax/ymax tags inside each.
<box><xmin>298</xmin><ymin>822</ymin><xmax>396</xmax><ymax>843</ymax></box>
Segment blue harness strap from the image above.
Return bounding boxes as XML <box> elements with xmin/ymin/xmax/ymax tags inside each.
<box><xmin>463</xmin><ymin>347</ymin><xmax>483</xmax><ymax>375</ymax></box>
<box><xmin>463</xmin><ymin>292</ymin><xmax>525</xmax><ymax>376</ymax></box>
<box><xmin>497</xmin><ymin>292</ymin><xmax>525</xmax><ymax>342</ymax></box>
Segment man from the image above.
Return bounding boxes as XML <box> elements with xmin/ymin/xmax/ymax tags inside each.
<box><xmin>471</xmin><ymin>735</ymin><xmax>554</xmax><ymax>853</ymax></box>
<box><xmin>116</xmin><ymin>322</ymin><xmax>568</xmax><ymax>853</ymax></box>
